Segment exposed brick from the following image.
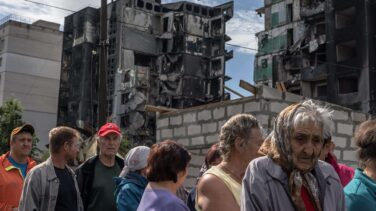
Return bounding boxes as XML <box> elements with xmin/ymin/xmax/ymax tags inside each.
<box><xmin>161</xmin><ymin>129</ymin><xmax>173</xmax><ymax>139</ymax></box>
<box><xmin>156</xmin><ymin>129</ymin><xmax>161</xmax><ymax>142</ymax></box>
<box><xmin>244</xmin><ymin>101</ymin><xmax>260</xmax><ymax>113</ymax></box>
<box><xmin>337</xmin><ymin>123</ymin><xmax>353</xmax><ymax>136</ymax></box>
<box><xmin>190</xmin><ymin>155</ymin><xmax>205</xmax><ymax>166</ymax></box>
<box><xmin>261</xmin><ymin>85</ymin><xmax>282</xmax><ymax>100</ymax></box>
<box><xmin>189</xmin><ymin>166</ymin><xmax>200</xmax><ymax>178</ymax></box>
<box><xmin>218</xmin><ymin>120</ymin><xmax>226</xmax><ymax>131</ymax></box>
<box><xmin>213</xmin><ymin>107</ymin><xmax>225</xmax><ymax>120</ymax></box>
<box><xmin>202</xmin><ymin>122</ymin><xmax>217</xmax><ymax>134</ymax></box>
<box><xmin>256</xmin><ymin>114</ymin><xmax>269</xmax><ymax>126</ymax></box>
<box><xmin>332</xmin><ymin>136</ymin><xmax>347</xmax><ymax>148</ymax></box>
<box><xmin>184</xmin><ymin>113</ymin><xmax>196</xmax><ymax>123</ymax></box>
<box><xmin>184</xmin><ymin>177</ymin><xmax>196</xmax><ymax>189</ymax></box>
<box><xmin>188</xmin><ymin>125</ymin><xmax>201</xmax><ymax>136</ymax></box>
<box><xmin>173</xmin><ymin>126</ymin><xmax>186</xmax><ymax>137</ymax></box>
<box><xmin>285</xmin><ymin>92</ymin><xmax>303</xmax><ymax>103</ymax></box>
<box><xmin>198</xmin><ymin>110</ymin><xmax>212</xmax><ymax>121</ymax></box>
<box><xmin>332</xmin><ymin>110</ymin><xmax>349</xmax><ymax>121</ymax></box>
<box><xmin>351</xmin><ymin>112</ymin><xmax>367</xmax><ymax>122</ymax></box>
<box><xmin>270</xmin><ymin>102</ymin><xmax>289</xmax><ymax>113</ymax></box>
<box><xmin>190</xmin><ymin>149</ymin><xmax>201</xmax><ymax>155</ymax></box>
<box><xmin>157</xmin><ymin>118</ymin><xmax>169</xmax><ymax>128</ymax></box>
<box><xmin>227</xmin><ymin>104</ymin><xmax>243</xmax><ymax>117</ymax></box>
<box><xmin>333</xmin><ymin>149</ymin><xmax>342</xmax><ymax>160</ymax></box>
<box><xmin>350</xmin><ymin>137</ymin><xmax>356</xmax><ymax>148</ymax></box>
<box><xmin>177</xmin><ymin>138</ymin><xmax>190</xmax><ymax>147</ymax></box>
<box><xmin>343</xmin><ymin>150</ymin><xmax>357</xmax><ymax>162</ymax></box>
<box><xmin>191</xmin><ymin>136</ymin><xmax>205</xmax><ymax>146</ymax></box>
<box><xmin>170</xmin><ymin>115</ymin><xmax>182</xmax><ymax>125</ymax></box>
<box><xmin>206</xmin><ymin>134</ymin><xmax>219</xmax><ymax>145</ymax></box>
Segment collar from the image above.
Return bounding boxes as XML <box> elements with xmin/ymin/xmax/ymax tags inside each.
<box><xmin>265</xmin><ymin>157</ymin><xmax>328</xmax><ymax>202</ymax></box>
<box><xmin>1</xmin><ymin>152</ymin><xmax>36</xmax><ymax>172</ymax></box>
<box><xmin>45</xmin><ymin>157</ymin><xmax>75</xmax><ymax>181</ymax></box>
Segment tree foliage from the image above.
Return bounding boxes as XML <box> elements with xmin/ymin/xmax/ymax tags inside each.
<box><xmin>0</xmin><ymin>99</ymin><xmax>41</xmax><ymax>156</ymax></box>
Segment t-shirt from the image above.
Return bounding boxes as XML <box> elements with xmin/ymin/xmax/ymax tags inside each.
<box><xmin>54</xmin><ymin>167</ymin><xmax>78</xmax><ymax>211</ymax></box>
<box><xmin>87</xmin><ymin>160</ymin><xmax>121</xmax><ymax>211</ymax></box>
<box><xmin>8</xmin><ymin>156</ymin><xmax>28</xmax><ymax>178</ymax></box>
<box><xmin>137</xmin><ymin>188</ymin><xmax>190</xmax><ymax>211</ymax></box>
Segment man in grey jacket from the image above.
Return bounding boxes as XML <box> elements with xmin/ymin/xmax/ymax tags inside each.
<box><xmin>18</xmin><ymin>126</ymin><xmax>83</xmax><ymax>211</ymax></box>
<box><xmin>241</xmin><ymin>101</ymin><xmax>345</xmax><ymax>211</ymax></box>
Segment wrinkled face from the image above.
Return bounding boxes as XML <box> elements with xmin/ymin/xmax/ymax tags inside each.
<box><xmin>66</xmin><ymin>137</ymin><xmax>80</xmax><ymax>161</ymax></box>
<box><xmin>10</xmin><ymin>132</ymin><xmax>33</xmax><ymax>157</ymax></box>
<box><xmin>98</xmin><ymin>133</ymin><xmax>121</xmax><ymax>157</ymax></box>
<box><xmin>291</xmin><ymin>120</ymin><xmax>323</xmax><ymax>171</ymax></box>
<box><xmin>242</xmin><ymin>127</ymin><xmax>264</xmax><ymax>164</ymax></box>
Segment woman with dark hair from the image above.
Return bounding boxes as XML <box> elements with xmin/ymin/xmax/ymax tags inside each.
<box><xmin>137</xmin><ymin>140</ymin><xmax>191</xmax><ymax>211</ymax></box>
<box><xmin>344</xmin><ymin>119</ymin><xmax>376</xmax><ymax>211</ymax></box>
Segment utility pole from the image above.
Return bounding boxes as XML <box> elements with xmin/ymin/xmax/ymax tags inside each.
<box><xmin>98</xmin><ymin>0</ymin><xmax>108</xmax><ymax>127</ymax></box>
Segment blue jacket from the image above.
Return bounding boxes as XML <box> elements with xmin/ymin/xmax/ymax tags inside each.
<box><xmin>114</xmin><ymin>172</ymin><xmax>148</xmax><ymax>211</ymax></box>
<box><xmin>344</xmin><ymin>168</ymin><xmax>376</xmax><ymax>211</ymax></box>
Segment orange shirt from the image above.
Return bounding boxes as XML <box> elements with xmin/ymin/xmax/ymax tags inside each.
<box><xmin>0</xmin><ymin>152</ymin><xmax>36</xmax><ymax>210</ymax></box>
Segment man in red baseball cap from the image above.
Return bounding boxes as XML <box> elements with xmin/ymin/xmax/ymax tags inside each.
<box><xmin>76</xmin><ymin>123</ymin><xmax>124</xmax><ymax>211</ymax></box>
<box><xmin>0</xmin><ymin>124</ymin><xmax>37</xmax><ymax>210</ymax></box>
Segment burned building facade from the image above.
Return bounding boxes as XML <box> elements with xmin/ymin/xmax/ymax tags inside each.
<box><xmin>57</xmin><ymin>0</ymin><xmax>234</xmax><ymax>144</ymax></box>
<box><xmin>254</xmin><ymin>0</ymin><xmax>376</xmax><ymax>114</ymax></box>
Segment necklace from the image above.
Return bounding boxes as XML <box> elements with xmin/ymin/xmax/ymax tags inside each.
<box><xmin>220</xmin><ymin>163</ymin><xmax>243</xmax><ymax>183</ymax></box>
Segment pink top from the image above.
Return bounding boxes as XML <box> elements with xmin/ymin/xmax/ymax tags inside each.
<box><xmin>326</xmin><ymin>152</ymin><xmax>355</xmax><ymax>187</ymax></box>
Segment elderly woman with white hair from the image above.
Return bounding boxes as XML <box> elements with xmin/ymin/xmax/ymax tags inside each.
<box><xmin>114</xmin><ymin>146</ymin><xmax>150</xmax><ymax>211</ymax></box>
<box><xmin>241</xmin><ymin>100</ymin><xmax>345</xmax><ymax>211</ymax></box>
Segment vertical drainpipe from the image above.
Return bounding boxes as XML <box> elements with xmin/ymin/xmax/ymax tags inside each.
<box><xmin>98</xmin><ymin>0</ymin><xmax>108</xmax><ymax>127</ymax></box>
<box><xmin>325</xmin><ymin>0</ymin><xmax>336</xmax><ymax>103</ymax></box>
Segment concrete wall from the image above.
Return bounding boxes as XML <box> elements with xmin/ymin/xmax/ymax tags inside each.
<box><xmin>0</xmin><ymin>20</ymin><xmax>62</xmax><ymax>149</ymax></box>
<box><xmin>156</xmin><ymin>86</ymin><xmax>369</xmax><ymax>188</ymax></box>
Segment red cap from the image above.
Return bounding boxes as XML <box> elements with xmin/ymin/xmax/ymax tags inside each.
<box><xmin>97</xmin><ymin>123</ymin><xmax>121</xmax><ymax>137</ymax></box>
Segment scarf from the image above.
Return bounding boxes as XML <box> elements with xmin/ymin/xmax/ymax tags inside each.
<box><xmin>259</xmin><ymin>103</ymin><xmax>322</xmax><ymax>211</ymax></box>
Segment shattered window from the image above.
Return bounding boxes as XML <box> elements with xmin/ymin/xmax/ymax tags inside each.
<box><xmin>336</xmin><ymin>40</ymin><xmax>356</xmax><ymax>62</ymax></box>
<box><xmin>338</xmin><ymin>76</ymin><xmax>358</xmax><ymax>94</ymax></box>
<box><xmin>194</xmin><ymin>6</ymin><xmax>200</xmax><ymax>14</ymax></box>
<box><xmin>0</xmin><ymin>39</ymin><xmax>4</xmax><ymax>52</ymax></box>
<box><xmin>137</xmin><ymin>0</ymin><xmax>144</xmax><ymax>8</ymax></box>
<box><xmin>202</xmin><ymin>8</ymin><xmax>208</xmax><ymax>16</ymax></box>
<box><xmin>146</xmin><ymin>3</ymin><xmax>152</xmax><ymax>10</ymax></box>
<box><xmin>186</xmin><ymin>4</ymin><xmax>192</xmax><ymax>11</ymax></box>
<box><xmin>286</xmin><ymin>4</ymin><xmax>293</xmax><ymax>23</ymax></box>
<box><xmin>335</xmin><ymin>7</ymin><xmax>356</xmax><ymax>29</ymax></box>
<box><xmin>154</xmin><ymin>5</ymin><xmax>161</xmax><ymax>12</ymax></box>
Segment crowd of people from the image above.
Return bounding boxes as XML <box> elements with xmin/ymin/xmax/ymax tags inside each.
<box><xmin>0</xmin><ymin>99</ymin><xmax>375</xmax><ymax>211</ymax></box>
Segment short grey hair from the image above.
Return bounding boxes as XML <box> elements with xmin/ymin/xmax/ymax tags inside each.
<box><xmin>219</xmin><ymin>113</ymin><xmax>260</xmax><ymax>161</ymax></box>
<box><xmin>270</xmin><ymin>100</ymin><xmax>332</xmax><ymax>164</ymax></box>
<box><xmin>300</xmin><ymin>100</ymin><xmax>334</xmax><ymax>141</ymax></box>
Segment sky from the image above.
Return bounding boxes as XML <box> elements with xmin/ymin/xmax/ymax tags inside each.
<box><xmin>0</xmin><ymin>0</ymin><xmax>264</xmax><ymax>98</ymax></box>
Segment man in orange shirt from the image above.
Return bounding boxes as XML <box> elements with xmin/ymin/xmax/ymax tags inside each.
<box><xmin>0</xmin><ymin>124</ymin><xmax>37</xmax><ymax>211</ymax></box>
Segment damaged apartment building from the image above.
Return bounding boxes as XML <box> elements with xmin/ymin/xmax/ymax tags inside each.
<box><xmin>255</xmin><ymin>0</ymin><xmax>376</xmax><ymax>114</ymax></box>
<box><xmin>57</xmin><ymin>0</ymin><xmax>234</xmax><ymax>144</ymax></box>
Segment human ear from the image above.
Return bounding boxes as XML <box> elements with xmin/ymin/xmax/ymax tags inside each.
<box><xmin>234</xmin><ymin>137</ymin><xmax>244</xmax><ymax>151</ymax></box>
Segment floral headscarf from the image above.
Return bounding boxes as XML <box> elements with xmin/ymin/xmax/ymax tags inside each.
<box><xmin>259</xmin><ymin>102</ymin><xmax>324</xmax><ymax>211</ymax></box>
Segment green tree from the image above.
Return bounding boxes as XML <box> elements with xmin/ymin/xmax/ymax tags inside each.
<box><xmin>0</xmin><ymin>99</ymin><xmax>41</xmax><ymax>157</ymax></box>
